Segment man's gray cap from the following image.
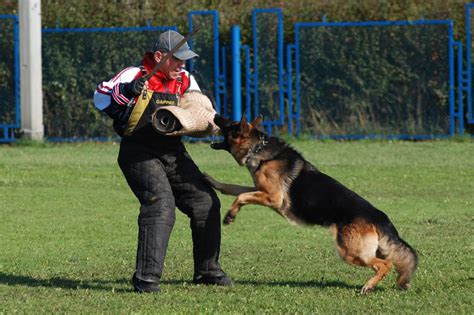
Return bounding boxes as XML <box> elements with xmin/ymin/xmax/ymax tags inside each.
<box><xmin>153</xmin><ymin>30</ymin><xmax>199</xmax><ymax>61</ymax></box>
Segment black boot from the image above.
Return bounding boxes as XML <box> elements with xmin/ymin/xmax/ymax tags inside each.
<box><xmin>132</xmin><ymin>272</ymin><xmax>161</xmax><ymax>293</ymax></box>
<box><xmin>134</xmin><ymin>202</ymin><xmax>175</xmax><ymax>287</ymax></box>
<box><xmin>191</xmin><ymin>222</ymin><xmax>233</xmax><ymax>286</ymax></box>
<box><xmin>193</xmin><ymin>273</ymin><xmax>234</xmax><ymax>286</ymax></box>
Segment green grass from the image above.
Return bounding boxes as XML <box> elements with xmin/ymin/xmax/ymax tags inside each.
<box><xmin>1</xmin><ymin>140</ymin><xmax>473</xmax><ymax>313</ymax></box>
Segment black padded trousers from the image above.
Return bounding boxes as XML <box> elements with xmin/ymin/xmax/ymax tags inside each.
<box><xmin>118</xmin><ymin>139</ymin><xmax>225</xmax><ymax>283</ymax></box>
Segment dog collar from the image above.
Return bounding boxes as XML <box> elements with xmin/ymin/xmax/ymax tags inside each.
<box><xmin>244</xmin><ymin>135</ymin><xmax>269</xmax><ymax>166</ymax></box>
<box><xmin>252</xmin><ymin>135</ymin><xmax>269</xmax><ymax>155</ymax></box>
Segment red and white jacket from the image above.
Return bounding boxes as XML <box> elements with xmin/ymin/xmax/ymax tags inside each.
<box><xmin>93</xmin><ymin>52</ymin><xmax>200</xmax><ymax>111</ymax></box>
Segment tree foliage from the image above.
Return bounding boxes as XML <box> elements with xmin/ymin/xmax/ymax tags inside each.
<box><xmin>0</xmin><ymin>0</ymin><xmax>467</xmax><ymax>43</ymax></box>
<box><xmin>0</xmin><ymin>0</ymin><xmax>468</xmax><ymax>137</ymax></box>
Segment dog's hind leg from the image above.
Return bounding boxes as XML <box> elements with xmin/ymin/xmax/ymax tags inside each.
<box><xmin>359</xmin><ymin>257</ymin><xmax>392</xmax><ymax>294</ymax></box>
<box><xmin>334</xmin><ymin>223</ymin><xmax>392</xmax><ymax>294</ymax></box>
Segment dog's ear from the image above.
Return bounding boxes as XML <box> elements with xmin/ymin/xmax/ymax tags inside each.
<box><xmin>240</xmin><ymin>113</ymin><xmax>250</xmax><ymax>135</ymax></box>
<box><xmin>251</xmin><ymin>115</ymin><xmax>263</xmax><ymax>130</ymax></box>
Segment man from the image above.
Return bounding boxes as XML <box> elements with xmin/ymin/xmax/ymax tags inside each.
<box><xmin>93</xmin><ymin>30</ymin><xmax>232</xmax><ymax>293</ymax></box>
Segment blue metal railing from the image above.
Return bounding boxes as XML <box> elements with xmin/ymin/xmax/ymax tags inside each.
<box><xmin>454</xmin><ymin>41</ymin><xmax>465</xmax><ymax>135</ymax></box>
<box><xmin>2</xmin><ymin>9</ymin><xmax>472</xmax><ymax>142</ymax></box>
<box><xmin>231</xmin><ymin>25</ymin><xmax>242</xmax><ymax>121</ymax></box>
<box><xmin>219</xmin><ymin>45</ymin><xmax>228</xmax><ymax>118</ymax></box>
<box><xmin>188</xmin><ymin>10</ymin><xmax>223</xmax><ymax>114</ymax></box>
<box><xmin>294</xmin><ymin>19</ymin><xmax>455</xmax><ymax>139</ymax></box>
<box><xmin>251</xmin><ymin>8</ymin><xmax>284</xmax><ymax>134</ymax></box>
<box><xmin>242</xmin><ymin>44</ymin><xmax>253</xmax><ymax>120</ymax></box>
<box><xmin>285</xmin><ymin>43</ymin><xmax>297</xmax><ymax>135</ymax></box>
<box><xmin>448</xmin><ymin>21</ymin><xmax>456</xmax><ymax>137</ymax></box>
<box><xmin>42</xmin><ymin>25</ymin><xmax>176</xmax><ymax>34</ymax></box>
<box><xmin>42</xmin><ymin>25</ymin><xmax>177</xmax><ymax>141</ymax></box>
<box><xmin>0</xmin><ymin>14</ymin><xmax>20</xmax><ymax>143</ymax></box>
<box><xmin>465</xmin><ymin>3</ymin><xmax>474</xmax><ymax>124</ymax></box>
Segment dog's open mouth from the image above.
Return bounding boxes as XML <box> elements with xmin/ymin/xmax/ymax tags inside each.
<box><xmin>210</xmin><ymin>140</ymin><xmax>228</xmax><ymax>151</ymax></box>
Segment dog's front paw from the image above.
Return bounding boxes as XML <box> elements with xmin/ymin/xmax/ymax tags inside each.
<box><xmin>223</xmin><ymin>211</ymin><xmax>236</xmax><ymax>225</ymax></box>
<box><xmin>397</xmin><ymin>282</ymin><xmax>411</xmax><ymax>291</ymax></box>
<box><xmin>359</xmin><ymin>284</ymin><xmax>374</xmax><ymax>295</ymax></box>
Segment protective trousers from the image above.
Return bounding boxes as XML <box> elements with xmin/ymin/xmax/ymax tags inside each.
<box><xmin>117</xmin><ymin>139</ymin><xmax>224</xmax><ymax>283</ymax></box>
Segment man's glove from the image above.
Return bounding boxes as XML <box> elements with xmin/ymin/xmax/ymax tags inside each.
<box><xmin>119</xmin><ymin>76</ymin><xmax>147</xmax><ymax>98</ymax></box>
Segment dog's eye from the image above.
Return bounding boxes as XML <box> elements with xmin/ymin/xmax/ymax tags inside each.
<box><xmin>231</xmin><ymin>130</ymin><xmax>239</xmax><ymax>139</ymax></box>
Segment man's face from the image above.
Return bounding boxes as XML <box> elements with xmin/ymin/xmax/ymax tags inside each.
<box><xmin>154</xmin><ymin>51</ymin><xmax>186</xmax><ymax>80</ymax></box>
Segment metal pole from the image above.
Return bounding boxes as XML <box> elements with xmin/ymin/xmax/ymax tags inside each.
<box><xmin>19</xmin><ymin>0</ymin><xmax>44</xmax><ymax>140</ymax></box>
<box><xmin>231</xmin><ymin>25</ymin><xmax>242</xmax><ymax>121</ymax></box>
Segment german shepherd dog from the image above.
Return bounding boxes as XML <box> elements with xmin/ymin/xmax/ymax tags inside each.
<box><xmin>203</xmin><ymin>114</ymin><xmax>418</xmax><ymax>294</ymax></box>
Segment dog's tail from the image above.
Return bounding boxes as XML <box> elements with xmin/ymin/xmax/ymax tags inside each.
<box><xmin>377</xmin><ymin>222</ymin><xmax>418</xmax><ymax>290</ymax></box>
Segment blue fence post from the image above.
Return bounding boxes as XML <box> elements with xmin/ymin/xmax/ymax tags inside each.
<box><xmin>188</xmin><ymin>10</ymin><xmax>221</xmax><ymax>114</ymax></box>
<box><xmin>277</xmin><ymin>9</ymin><xmax>285</xmax><ymax>127</ymax></box>
<box><xmin>220</xmin><ymin>45</ymin><xmax>228</xmax><ymax>117</ymax></box>
<box><xmin>455</xmin><ymin>41</ymin><xmax>465</xmax><ymax>135</ymax></box>
<box><xmin>286</xmin><ymin>43</ymin><xmax>296</xmax><ymax>135</ymax></box>
<box><xmin>294</xmin><ymin>23</ymin><xmax>302</xmax><ymax>136</ymax></box>
<box><xmin>231</xmin><ymin>25</ymin><xmax>242</xmax><ymax>121</ymax></box>
<box><xmin>465</xmin><ymin>3</ymin><xmax>474</xmax><ymax>124</ymax></box>
<box><xmin>449</xmin><ymin>20</ymin><xmax>455</xmax><ymax>137</ymax></box>
<box><xmin>295</xmin><ymin>19</ymin><xmax>456</xmax><ymax>140</ymax></box>
<box><xmin>242</xmin><ymin>44</ymin><xmax>252</xmax><ymax>120</ymax></box>
<box><xmin>13</xmin><ymin>14</ymin><xmax>20</xmax><ymax>130</ymax></box>
<box><xmin>0</xmin><ymin>14</ymin><xmax>20</xmax><ymax>143</ymax></box>
<box><xmin>251</xmin><ymin>8</ymin><xmax>284</xmax><ymax>134</ymax></box>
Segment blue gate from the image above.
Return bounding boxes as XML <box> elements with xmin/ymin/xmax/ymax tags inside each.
<box><xmin>188</xmin><ymin>11</ymin><xmax>225</xmax><ymax>116</ymax></box>
<box><xmin>466</xmin><ymin>3</ymin><xmax>474</xmax><ymax>125</ymax></box>
<box><xmin>1</xmin><ymin>9</ymin><xmax>469</xmax><ymax>141</ymax></box>
<box><xmin>0</xmin><ymin>15</ymin><xmax>19</xmax><ymax>143</ymax></box>
<box><xmin>293</xmin><ymin>20</ymin><xmax>456</xmax><ymax>139</ymax></box>
<box><xmin>251</xmin><ymin>8</ymin><xmax>285</xmax><ymax>134</ymax></box>
<box><xmin>41</xmin><ymin>25</ymin><xmax>176</xmax><ymax>140</ymax></box>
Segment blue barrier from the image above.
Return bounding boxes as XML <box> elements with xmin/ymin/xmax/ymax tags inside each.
<box><xmin>231</xmin><ymin>25</ymin><xmax>242</xmax><ymax>121</ymax></box>
<box><xmin>2</xmin><ymin>9</ymin><xmax>472</xmax><ymax>142</ymax></box>
<box><xmin>251</xmin><ymin>8</ymin><xmax>284</xmax><ymax>135</ymax></box>
<box><xmin>0</xmin><ymin>14</ymin><xmax>19</xmax><ymax>143</ymax></box>
<box><xmin>294</xmin><ymin>20</ymin><xmax>455</xmax><ymax>139</ymax></box>
<box><xmin>188</xmin><ymin>10</ymin><xmax>223</xmax><ymax>114</ymax></box>
<box><xmin>466</xmin><ymin>3</ymin><xmax>474</xmax><ymax>125</ymax></box>
<box><xmin>285</xmin><ymin>43</ymin><xmax>298</xmax><ymax>135</ymax></box>
<box><xmin>454</xmin><ymin>41</ymin><xmax>465</xmax><ymax>135</ymax></box>
<box><xmin>219</xmin><ymin>45</ymin><xmax>228</xmax><ymax>118</ymax></box>
<box><xmin>242</xmin><ymin>44</ymin><xmax>253</xmax><ymax>120</ymax></box>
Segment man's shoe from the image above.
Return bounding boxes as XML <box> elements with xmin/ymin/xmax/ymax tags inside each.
<box><xmin>193</xmin><ymin>274</ymin><xmax>234</xmax><ymax>286</ymax></box>
<box><xmin>132</xmin><ymin>273</ymin><xmax>161</xmax><ymax>293</ymax></box>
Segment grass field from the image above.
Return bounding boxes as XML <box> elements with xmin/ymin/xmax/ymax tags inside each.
<box><xmin>1</xmin><ymin>139</ymin><xmax>473</xmax><ymax>313</ymax></box>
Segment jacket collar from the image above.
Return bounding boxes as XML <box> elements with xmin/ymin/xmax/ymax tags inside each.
<box><xmin>141</xmin><ymin>52</ymin><xmax>169</xmax><ymax>86</ymax></box>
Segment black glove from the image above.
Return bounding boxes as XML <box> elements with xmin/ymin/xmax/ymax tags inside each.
<box><xmin>120</xmin><ymin>76</ymin><xmax>147</xmax><ymax>98</ymax></box>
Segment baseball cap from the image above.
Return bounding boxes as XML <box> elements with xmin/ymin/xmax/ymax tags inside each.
<box><xmin>153</xmin><ymin>30</ymin><xmax>199</xmax><ymax>61</ymax></box>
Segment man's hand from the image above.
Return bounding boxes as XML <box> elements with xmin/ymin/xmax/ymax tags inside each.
<box><xmin>120</xmin><ymin>77</ymin><xmax>147</xmax><ymax>98</ymax></box>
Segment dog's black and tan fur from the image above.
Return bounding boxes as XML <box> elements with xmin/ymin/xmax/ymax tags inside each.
<box><xmin>204</xmin><ymin>114</ymin><xmax>418</xmax><ymax>294</ymax></box>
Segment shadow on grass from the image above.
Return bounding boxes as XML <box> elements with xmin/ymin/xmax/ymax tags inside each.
<box><xmin>0</xmin><ymin>272</ymin><xmax>199</xmax><ymax>292</ymax></box>
<box><xmin>235</xmin><ymin>279</ymin><xmax>361</xmax><ymax>290</ymax></box>
<box><xmin>0</xmin><ymin>272</ymin><xmax>135</xmax><ymax>292</ymax></box>
<box><xmin>0</xmin><ymin>272</ymin><xmax>363</xmax><ymax>291</ymax></box>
